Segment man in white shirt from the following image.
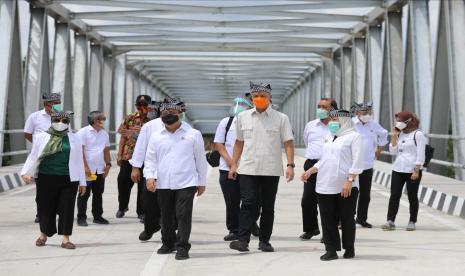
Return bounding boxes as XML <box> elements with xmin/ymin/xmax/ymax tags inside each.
<box><xmin>76</xmin><ymin>111</ymin><xmax>111</xmax><ymax>226</ymax></box>
<box><xmin>299</xmin><ymin>98</ymin><xmax>337</xmax><ymax>240</ymax></box>
<box><xmin>352</xmin><ymin>103</ymin><xmax>388</xmax><ymax>228</ymax></box>
<box><xmin>130</xmin><ymin>98</ymin><xmax>192</xmax><ymax>242</ymax></box>
<box><xmin>24</xmin><ymin>92</ymin><xmax>62</xmax><ymax>223</ymax></box>
<box><xmin>229</xmin><ymin>82</ymin><xmax>295</xmax><ymax>253</ymax></box>
<box><xmin>144</xmin><ymin>102</ymin><xmax>207</xmax><ymax>260</ymax></box>
<box><xmin>214</xmin><ymin>97</ymin><xmax>258</xmax><ymax>242</ymax></box>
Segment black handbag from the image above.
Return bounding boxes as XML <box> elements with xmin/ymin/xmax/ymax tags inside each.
<box><xmin>414</xmin><ymin>131</ymin><xmax>435</xmax><ymax>167</ymax></box>
<box><xmin>206</xmin><ymin>117</ymin><xmax>234</xmax><ymax>167</ymax></box>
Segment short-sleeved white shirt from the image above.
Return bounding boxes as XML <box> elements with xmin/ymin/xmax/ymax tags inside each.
<box><xmin>77</xmin><ymin>125</ymin><xmax>110</xmax><ymax>174</ymax></box>
<box><xmin>303</xmin><ymin>119</ymin><xmax>330</xmax><ymax>160</ymax></box>
<box><xmin>213</xmin><ymin>116</ymin><xmax>236</xmax><ymax>171</ymax></box>
<box><xmin>236</xmin><ymin>106</ymin><xmax>294</xmax><ymax>176</ymax></box>
<box><xmin>24</xmin><ymin>109</ymin><xmax>51</xmax><ymax>136</ymax></box>
<box><xmin>353</xmin><ymin>117</ymin><xmax>389</xmax><ymax>170</ymax></box>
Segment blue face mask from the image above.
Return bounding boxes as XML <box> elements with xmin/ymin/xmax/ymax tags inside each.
<box><xmin>52</xmin><ymin>104</ymin><xmax>62</xmax><ymax>112</ymax></box>
<box><xmin>316</xmin><ymin>108</ymin><xmax>329</xmax><ymax>119</ymax></box>
<box><xmin>328</xmin><ymin>121</ymin><xmax>341</xmax><ymax>136</ymax></box>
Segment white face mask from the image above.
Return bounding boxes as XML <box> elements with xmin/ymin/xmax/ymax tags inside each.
<box><xmin>52</xmin><ymin>122</ymin><xmax>69</xmax><ymax>132</ymax></box>
<box><xmin>359</xmin><ymin>114</ymin><xmax>372</xmax><ymax>123</ymax></box>
<box><xmin>395</xmin><ymin>121</ymin><xmax>407</xmax><ymax>130</ymax></box>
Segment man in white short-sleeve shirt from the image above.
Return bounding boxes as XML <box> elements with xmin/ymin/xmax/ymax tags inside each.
<box><xmin>214</xmin><ymin>97</ymin><xmax>258</xmax><ymax>241</ymax></box>
<box><xmin>76</xmin><ymin>111</ymin><xmax>111</xmax><ymax>226</ymax></box>
<box><xmin>228</xmin><ymin>82</ymin><xmax>295</xmax><ymax>253</ymax></box>
<box><xmin>352</xmin><ymin>102</ymin><xmax>388</xmax><ymax>228</ymax></box>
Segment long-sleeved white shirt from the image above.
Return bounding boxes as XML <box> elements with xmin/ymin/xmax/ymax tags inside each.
<box><xmin>303</xmin><ymin>119</ymin><xmax>330</xmax><ymax>160</ymax></box>
<box><xmin>77</xmin><ymin>125</ymin><xmax>110</xmax><ymax>174</ymax></box>
<box><xmin>353</xmin><ymin>117</ymin><xmax>389</xmax><ymax>170</ymax></box>
<box><xmin>314</xmin><ymin>132</ymin><xmax>364</xmax><ymax>194</ymax></box>
<box><xmin>143</xmin><ymin>123</ymin><xmax>208</xmax><ymax>190</ymax></box>
<box><xmin>389</xmin><ymin>130</ymin><xmax>426</xmax><ymax>173</ymax></box>
<box><xmin>130</xmin><ymin>118</ymin><xmax>192</xmax><ymax>168</ymax></box>
<box><xmin>21</xmin><ymin>132</ymin><xmax>87</xmax><ymax>186</ymax></box>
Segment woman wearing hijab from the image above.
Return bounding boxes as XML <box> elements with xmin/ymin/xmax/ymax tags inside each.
<box><xmin>382</xmin><ymin>112</ymin><xmax>425</xmax><ymax>231</ymax></box>
<box><xmin>301</xmin><ymin>109</ymin><xmax>364</xmax><ymax>261</ymax></box>
<box><xmin>21</xmin><ymin>110</ymin><xmax>86</xmax><ymax>249</ymax></box>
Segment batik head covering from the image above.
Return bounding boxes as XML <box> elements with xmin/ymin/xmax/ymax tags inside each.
<box><xmin>50</xmin><ymin>110</ymin><xmax>73</xmax><ymax>120</ymax></box>
<box><xmin>42</xmin><ymin>92</ymin><xmax>61</xmax><ymax>102</ymax></box>
<box><xmin>249</xmin><ymin>82</ymin><xmax>272</xmax><ymax>94</ymax></box>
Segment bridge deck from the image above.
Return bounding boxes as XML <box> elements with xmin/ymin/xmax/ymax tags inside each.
<box><xmin>1</xmin><ymin>155</ymin><xmax>465</xmax><ymax>276</ymax></box>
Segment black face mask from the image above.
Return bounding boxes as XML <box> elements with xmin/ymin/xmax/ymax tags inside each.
<box><xmin>161</xmin><ymin>114</ymin><xmax>179</xmax><ymax>125</ymax></box>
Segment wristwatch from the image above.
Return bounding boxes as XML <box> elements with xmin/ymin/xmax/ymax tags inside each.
<box><xmin>287</xmin><ymin>163</ymin><xmax>296</xmax><ymax>168</ymax></box>
<box><xmin>347</xmin><ymin>176</ymin><xmax>355</xmax><ymax>182</ymax></box>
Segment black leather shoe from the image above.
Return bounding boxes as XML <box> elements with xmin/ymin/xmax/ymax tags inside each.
<box><xmin>299</xmin><ymin>229</ymin><xmax>320</xmax><ymax>240</ymax></box>
<box><xmin>139</xmin><ymin>231</ymin><xmax>154</xmax><ymax>241</ymax></box>
<box><xmin>93</xmin><ymin>217</ymin><xmax>109</xmax><ymax>224</ymax></box>
<box><xmin>320</xmin><ymin>251</ymin><xmax>338</xmax><ymax>261</ymax></box>
<box><xmin>356</xmin><ymin>219</ymin><xmax>373</xmax><ymax>228</ymax></box>
<box><xmin>251</xmin><ymin>223</ymin><xmax>260</xmax><ymax>237</ymax></box>
<box><xmin>343</xmin><ymin>249</ymin><xmax>355</xmax><ymax>259</ymax></box>
<box><xmin>77</xmin><ymin>218</ymin><xmax>88</xmax><ymax>226</ymax></box>
<box><xmin>34</xmin><ymin>217</ymin><xmax>40</xmax><ymax>223</ymax></box>
<box><xmin>229</xmin><ymin>240</ymin><xmax>249</xmax><ymax>252</ymax></box>
<box><xmin>258</xmin><ymin>241</ymin><xmax>274</xmax><ymax>252</ymax></box>
<box><xmin>115</xmin><ymin>210</ymin><xmax>125</xmax><ymax>218</ymax></box>
<box><xmin>175</xmin><ymin>247</ymin><xmax>190</xmax><ymax>260</ymax></box>
<box><xmin>157</xmin><ymin>244</ymin><xmax>175</xmax><ymax>254</ymax></box>
<box><xmin>224</xmin><ymin>233</ymin><xmax>239</xmax><ymax>241</ymax></box>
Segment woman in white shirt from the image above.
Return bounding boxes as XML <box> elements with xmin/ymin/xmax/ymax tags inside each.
<box><xmin>382</xmin><ymin>112</ymin><xmax>425</xmax><ymax>231</ymax></box>
<box><xmin>301</xmin><ymin>109</ymin><xmax>364</xmax><ymax>261</ymax></box>
<box><xmin>21</xmin><ymin>111</ymin><xmax>86</xmax><ymax>250</ymax></box>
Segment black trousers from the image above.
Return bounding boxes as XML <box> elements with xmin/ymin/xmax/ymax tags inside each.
<box><xmin>117</xmin><ymin>160</ymin><xmax>144</xmax><ymax>215</ymax></box>
<box><xmin>387</xmin><ymin>170</ymin><xmax>422</xmax><ymax>223</ymax></box>
<box><xmin>356</xmin><ymin>168</ymin><xmax>374</xmax><ymax>223</ymax></box>
<box><xmin>143</xmin><ymin>182</ymin><xmax>161</xmax><ymax>233</ymax></box>
<box><xmin>318</xmin><ymin>188</ymin><xmax>359</xmax><ymax>252</ymax></box>
<box><xmin>157</xmin><ymin>187</ymin><xmax>197</xmax><ymax>249</ymax></box>
<box><xmin>301</xmin><ymin>159</ymin><xmax>320</xmax><ymax>233</ymax></box>
<box><xmin>77</xmin><ymin>173</ymin><xmax>105</xmax><ymax>219</ymax></box>
<box><xmin>237</xmin><ymin>174</ymin><xmax>279</xmax><ymax>243</ymax></box>
<box><xmin>219</xmin><ymin>170</ymin><xmax>241</xmax><ymax>234</ymax></box>
<box><xmin>36</xmin><ymin>174</ymin><xmax>79</xmax><ymax>237</ymax></box>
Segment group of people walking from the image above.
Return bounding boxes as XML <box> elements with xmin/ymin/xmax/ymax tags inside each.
<box><xmin>20</xmin><ymin>81</ymin><xmax>426</xmax><ymax>261</ymax></box>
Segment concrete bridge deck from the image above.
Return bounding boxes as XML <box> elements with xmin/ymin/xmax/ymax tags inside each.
<box><xmin>1</xmin><ymin>154</ymin><xmax>465</xmax><ymax>276</ymax></box>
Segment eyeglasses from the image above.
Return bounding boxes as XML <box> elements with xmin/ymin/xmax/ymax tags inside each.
<box><xmin>136</xmin><ymin>103</ymin><xmax>148</xmax><ymax>107</ymax></box>
<box><xmin>97</xmin><ymin>117</ymin><xmax>106</xmax><ymax>122</ymax></box>
<box><xmin>52</xmin><ymin>118</ymin><xmax>70</xmax><ymax>124</ymax></box>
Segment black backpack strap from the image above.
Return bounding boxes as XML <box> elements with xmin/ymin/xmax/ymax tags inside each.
<box><xmin>224</xmin><ymin>116</ymin><xmax>234</xmax><ymax>143</ymax></box>
<box><xmin>413</xmin><ymin>130</ymin><xmax>418</xmax><ymax>146</ymax></box>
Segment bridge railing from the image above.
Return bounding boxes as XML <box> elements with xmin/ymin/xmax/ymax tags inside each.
<box><xmin>1</xmin><ymin>128</ymin><xmax>464</xmax><ymax>170</ymax></box>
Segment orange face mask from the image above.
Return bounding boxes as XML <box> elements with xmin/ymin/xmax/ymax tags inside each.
<box><xmin>252</xmin><ymin>97</ymin><xmax>269</xmax><ymax>109</ymax></box>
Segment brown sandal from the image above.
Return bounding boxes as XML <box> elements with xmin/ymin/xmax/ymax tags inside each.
<box><xmin>61</xmin><ymin>241</ymin><xmax>76</xmax><ymax>249</ymax></box>
<box><xmin>35</xmin><ymin>237</ymin><xmax>47</xmax><ymax>247</ymax></box>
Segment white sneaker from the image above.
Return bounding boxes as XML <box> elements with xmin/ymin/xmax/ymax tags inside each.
<box><xmin>406</xmin><ymin>221</ymin><xmax>416</xmax><ymax>231</ymax></box>
<box><xmin>381</xmin><ymin>220</ymin><xmax>396</xmax><ymax>231</ymax></box>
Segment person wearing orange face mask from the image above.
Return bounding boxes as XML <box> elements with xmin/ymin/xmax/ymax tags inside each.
<box><xmin>116</xmin><ymin>95</ymin><xmax>152</xmax><ymax>221</ymax></box>
<box><xmin>228</xmin><ymin>82</ymin><xmax>295</xmax><ymax>253</ymax></box>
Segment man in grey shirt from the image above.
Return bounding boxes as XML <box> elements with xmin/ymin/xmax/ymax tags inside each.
<box><xmin>229</xmin><ymin>82</ymin><xmax>295</xmax><ymax>253</ymax></box>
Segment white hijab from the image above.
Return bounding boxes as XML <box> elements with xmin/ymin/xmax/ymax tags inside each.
<box><xmin>335</xmin><ymin>116</ymin><xmax>355</xmax><ymax>137</ymax></box>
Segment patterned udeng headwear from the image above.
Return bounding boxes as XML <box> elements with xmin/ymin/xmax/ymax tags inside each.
<box><xmin>50</xmin><ymin>110</ymin><xmax>73</xmax><ymax>120</ymax></box>
<box><xmin>160</xmin><ymin>103</ymin><xmax>183</xmax><ymax>112</ymax></box>
<box><xmin>42</xmin><ymin>92</ymin><xmax>61</xmax><ymax>102</ymax></box>
<box><xmin>249</xmin><ymin>82</ymin><xmax>272</xmax><ymax>94</ymax></box>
